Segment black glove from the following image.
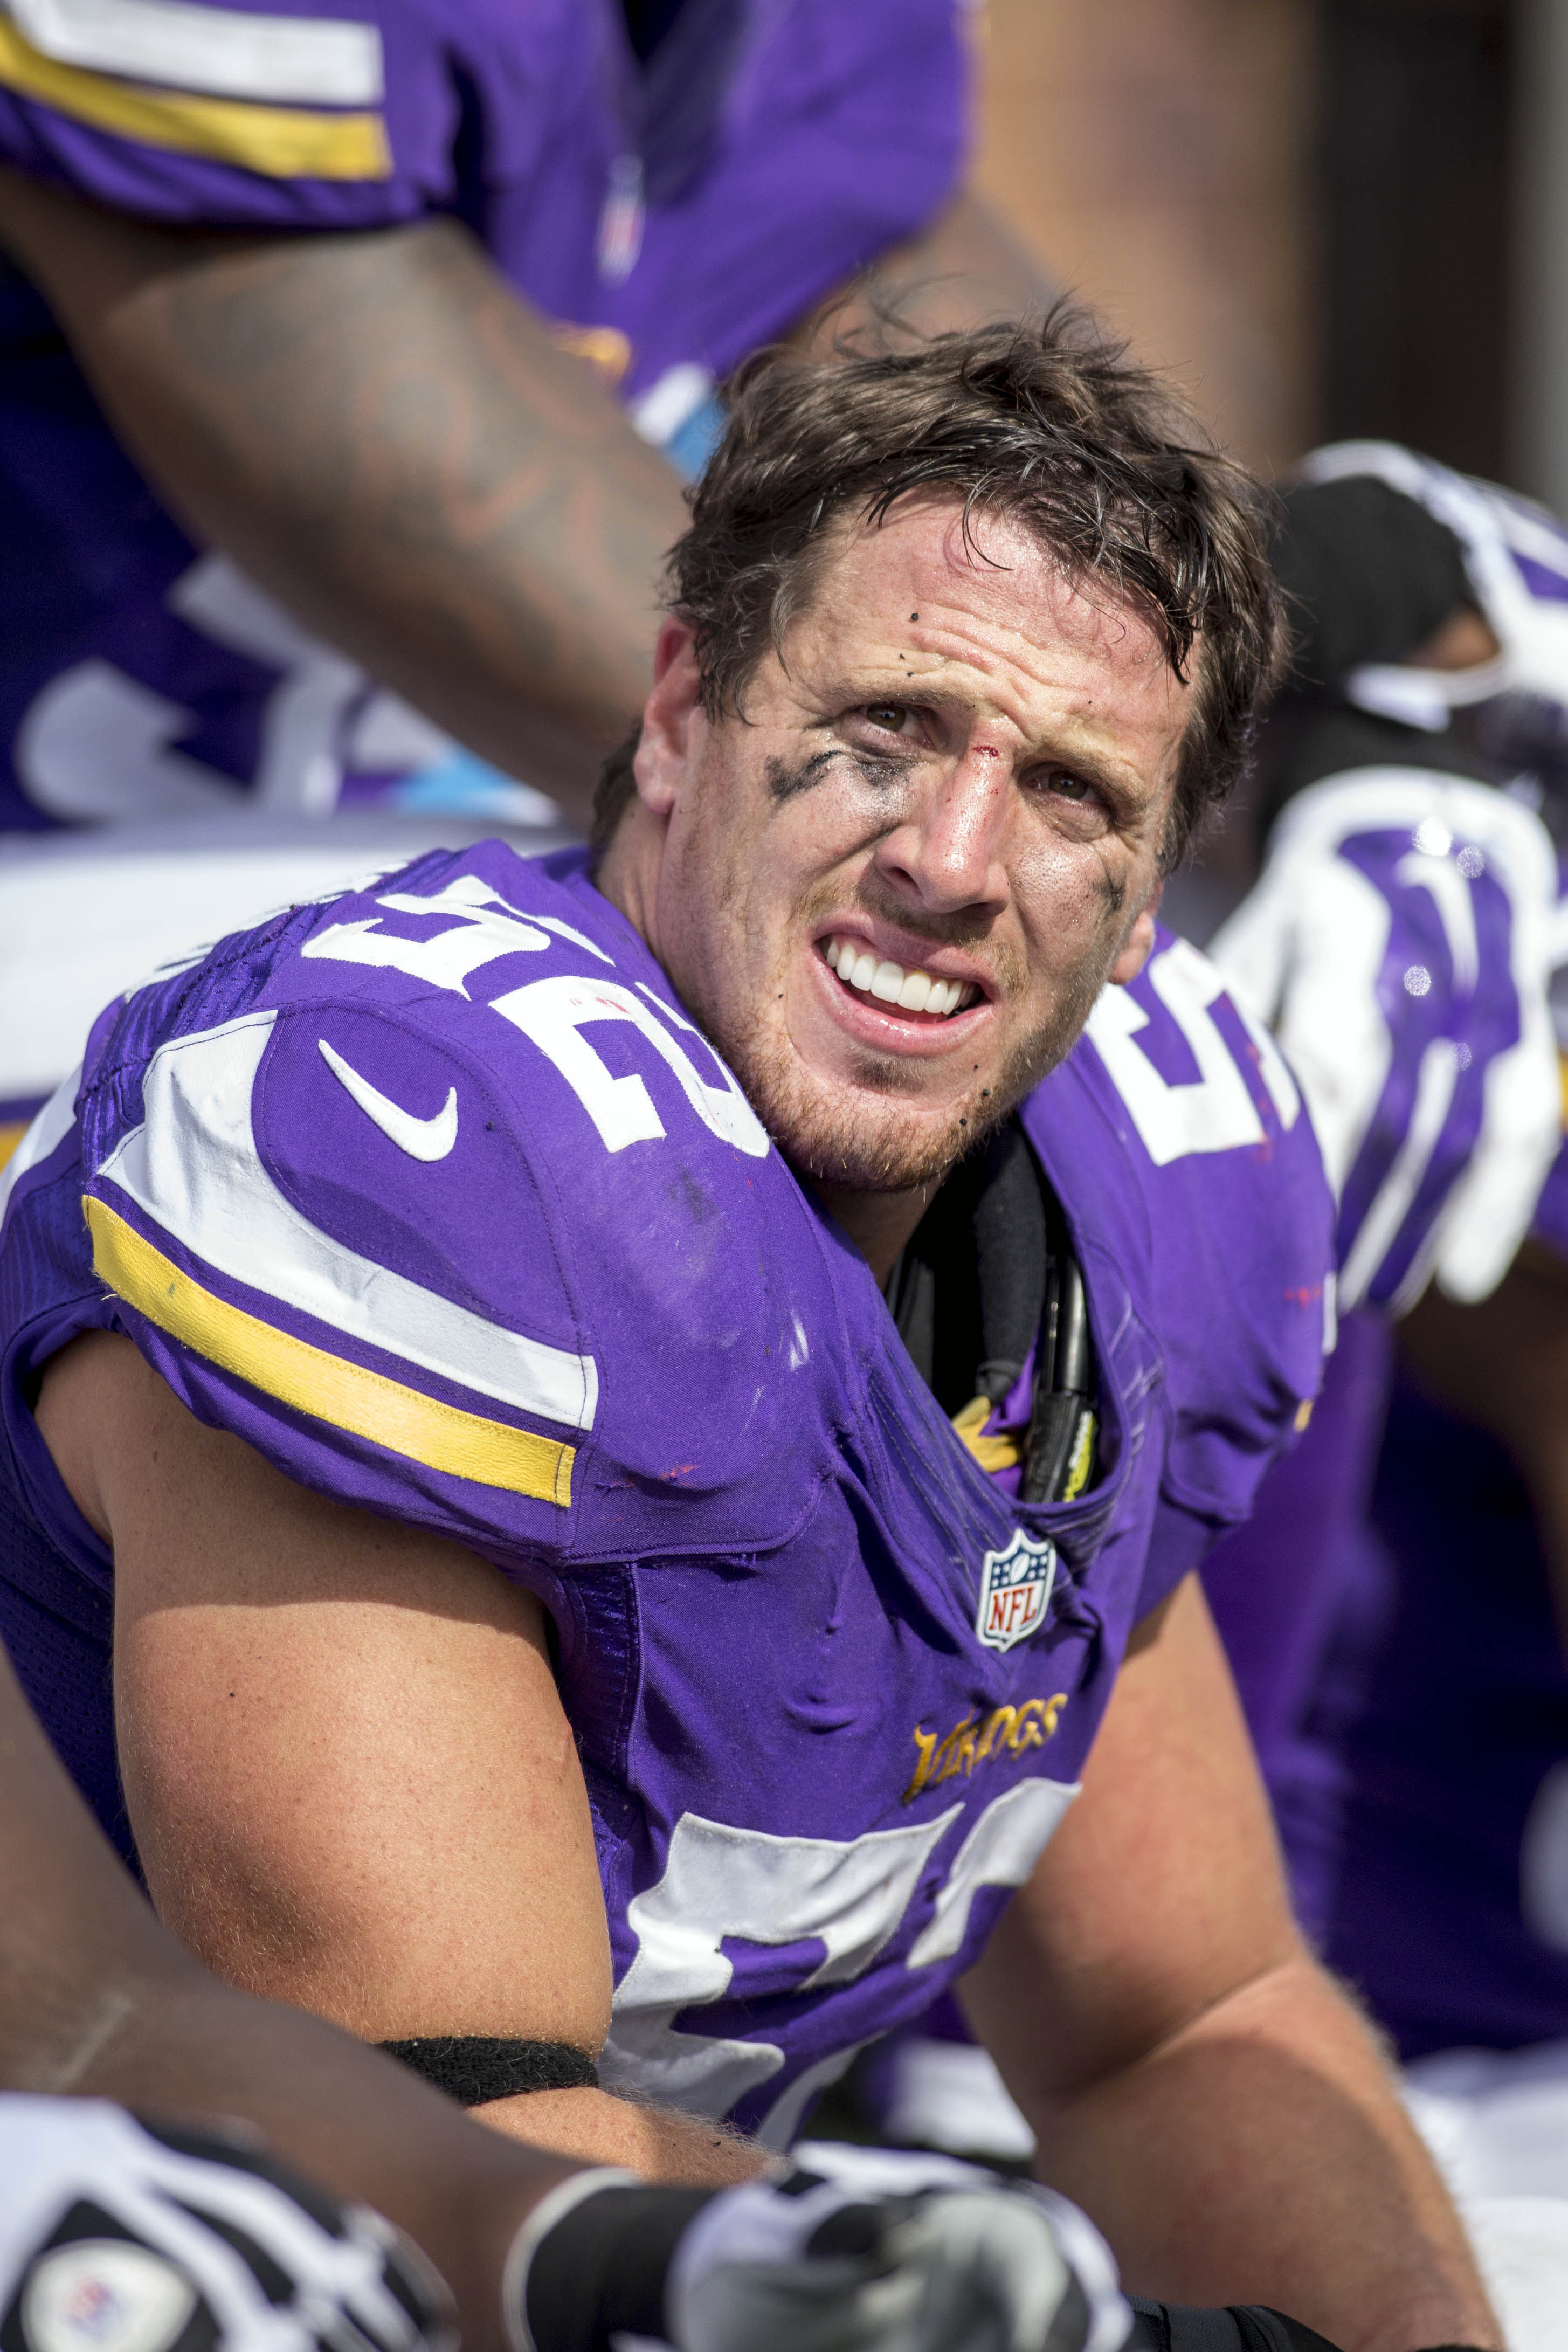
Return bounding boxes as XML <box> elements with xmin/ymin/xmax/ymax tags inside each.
<box><xmin>1270</xmin><ymin>475</ymin><xmax>1475</xmax><ymax>688</ymax></box>
<box><xmin>1128</xmin><ymin>2302</ymin><xmax>1341</xmax><ymax>2351</ymax></box>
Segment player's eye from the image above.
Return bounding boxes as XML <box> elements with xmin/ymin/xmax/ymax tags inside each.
<box><xmin>1033</xmin><ymin>765</ymin><xmax>1104</xmax><ymax>805</ymax></box>
<box><xmin>1028</xmin><ymin>765</ymin><xmax>1114</xmax><ymax>831</ymax></box>
<box><xmin>862</xmin><ymin>702</ymin><xmax>915</xmax><ymax>736</ymax></box>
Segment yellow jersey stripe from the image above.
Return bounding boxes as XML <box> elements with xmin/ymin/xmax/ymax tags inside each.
<box><xmin>0</xmin><ymin>1121</ymin><xmax>27</xmax><ymax>1176</ymax></box>
<box><xmin>0</xmin><ymin>16</ymin><xmax>390</xmax><ymax>178</ymax></box>
<box><xmin>86</xmin><ymin>1195</ymin><xmax>574</xmax><ymax>1506</ymax></box>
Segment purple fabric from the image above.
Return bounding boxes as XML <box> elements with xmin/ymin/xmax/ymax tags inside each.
<box><xmin>1515</xmin><ymin>553</ymin><xmax>1568</xmax><ymax>605</ymax></box>
<box><xmin>1201</xmin><ymin>1311</ymin><xmax>1394</xmax><ymax>1940</ymax></box>
<box><xmin>1318</xmin><ymin>1376</ymin><xmax>1568</xmax><ymax>2057</ymax></box>
<box><xmin>0</xmin><ymin>850</ymin><xmax>1330</xmax><ymax>2136</ymax></box>
<box><xmin>1332</xmin><ymin>827</ymin><xmax>1525</xmax><ymax>1307</ymax></box>
<box><xmin>0</xmin><ymin>0</ymin><xmax>967</xmax><ymax>830</ymax></box>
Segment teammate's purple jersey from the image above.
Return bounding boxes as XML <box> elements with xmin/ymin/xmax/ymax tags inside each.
<box><xmin>1206</xmin><ymin>1133</ymin><xmax>1568</xmax><ymax>2053</ymax></box>
<box><xmin>0</xmin><ymin>846</ymin><xmax>1329</xmax><ymax>2141</ymax></box>
<box><xmin>1310</xmin><ymin>1369</ymin><xmax>1568</xmax><ymax>2058</ymax></box>
<box><xmin>0</xmin><ymin>0</ymin><xmax>966</xmax><ymax>832</ymax></box>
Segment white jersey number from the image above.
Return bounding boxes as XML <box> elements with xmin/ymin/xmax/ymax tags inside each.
<box><xmin>1085</xmin><ymin>937</ymin><xmax>1299</xmax><ymax>1168</ymax></box>
<box><xmin>600</xmin><ymin>1779</ymin><xmax>1077</xmax><ymax>2148</ymax></box>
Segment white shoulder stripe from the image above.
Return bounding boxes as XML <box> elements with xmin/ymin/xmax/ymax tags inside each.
<box><xmin>5</xmin><ymin>0</ymin><xmax>384</xmax><ymax>105</ymax></box>
<box><xmin>96</xmin><ymin>1013</ymin><xmax>598</xmax><ymax>1433</ymax></box>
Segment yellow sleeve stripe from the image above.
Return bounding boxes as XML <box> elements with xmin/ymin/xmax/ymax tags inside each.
<box><xmin>86</xmin><ymin>1195</ymin><xmax>574</xmax><ymax>1507</ymax></box>
<box><xmin>0</xmin><ymin>1121</ymin><xmax>27</xmax><ymax>1176</ymax></box>
<box><xmin>0</xmin><ymin>16</ymin><xmax>390</xmax><ymax>178</ymax></box>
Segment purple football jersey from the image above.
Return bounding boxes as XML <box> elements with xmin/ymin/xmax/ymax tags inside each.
<box><xmin>1314</xmin><ymin>1369</ymin><xmax>1568</xmax><ymax>2060</ymax></box>
<box><xmin>0</xmin><ymin>845</ymin><xmax>1329</xmax><ymax>2141</ymax></box>
<box><xmin>1201</xmin><ymin>1309</ymin><xmax>1396</xmax><ymax>1943</ymax></box>
<box><xmin>0</xmin><ymin>0</ymin><xmax>966</xmax><ymax>831</ymax></box>
<box><xmin>1204</xmin><ymin>1139</ymin><xmax>1568</xmax><ymax>2054</ymax></box>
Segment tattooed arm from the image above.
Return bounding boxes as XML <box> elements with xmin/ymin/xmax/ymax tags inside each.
<box><xmin>0</xmin><ymin>173</ymin><xmax>1056</xmax><ymax>818</ymax></box>
<box><xmin>0</xmin><ymin>170</ymin><xmax>687</xmax><ymax>816</ymax></box>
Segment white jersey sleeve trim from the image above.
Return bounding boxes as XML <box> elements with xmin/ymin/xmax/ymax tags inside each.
<box><xmin>4</xmin><ymin>0</ymin><xmax>383</xmax><ymax>105</ymax></box>
<box><xmin>95</xmin><ymin>1012</ymin><xmax>599</xmax><ymax>1433</ymax></box>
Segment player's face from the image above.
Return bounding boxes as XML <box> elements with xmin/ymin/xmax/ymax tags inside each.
<box><xmin>617</xmin><ymin>498</ymin><xmax>1188</xmax><ymax>1194</ymax></box>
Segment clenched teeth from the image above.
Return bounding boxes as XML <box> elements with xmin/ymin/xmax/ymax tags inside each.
<box><xmin>823</xmin><ymin>936</ymin><xmax>976</xmax><ymax>1016</ymax></box>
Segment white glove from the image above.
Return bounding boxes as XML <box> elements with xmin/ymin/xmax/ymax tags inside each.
<box><xmin>1209</xmin><ymin>769</ymin><xmax>1560</xmax><ymax>1312</ymax></box>
<box><xmin>513</xmin><ymin>2145</ymin><xmax>1128</xmax><ymax>2352</ymax></box>
<box><xmin>0</xmin><ymin>2096</ymin><xmax>449</xmax><ymax>2352</ymax></box>
<box><xmin>674</xmin><ymin>2145</ymin><xmax>1127</xmax><ymax>2352</ymax></box>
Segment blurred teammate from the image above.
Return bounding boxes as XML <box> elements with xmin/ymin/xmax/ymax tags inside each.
<box><xmin>0</xmin><ymin>0</ymin><xmax>1049</xmax><ymax>1143</ymax></box>
<box><xmin>0</xmin><ymin>318</ymin><xmax>1502</xmax><ymax>2350</ymax></box>
<box><xmin>1138</xmin><ymin>450</ymin><xmax>1568</xmax><ymax>2342</ymax></box>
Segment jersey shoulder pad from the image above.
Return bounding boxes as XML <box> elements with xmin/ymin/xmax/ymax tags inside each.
<box><xmin>1070</xmin><ymin>927</ymin><xmax>1334</xmax><ymax>1530</ymax></box>
<box><xmin>80</xmin><ymin>843</ymin><xmax>840</xmax><ymax>1575</ymax></box>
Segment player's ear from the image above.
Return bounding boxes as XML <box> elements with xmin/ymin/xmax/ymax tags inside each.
<box><xmin>633</xmin><ymin>620</ymin><xmax>704</xmax><ymax>817</ymax></box>
<box><xmin>1108</xmin><ymin>880</ymin><xmax>1164</xmax><ymax>985</ymax></box>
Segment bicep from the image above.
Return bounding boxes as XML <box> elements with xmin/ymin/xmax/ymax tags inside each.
<box><xmin>961</xmin><ymin>1571</ymin><xmax>1301</xmax><ymax>2109</ymax></box>
<box><xmin>43</xmin><ymin>1331</ymin><xmax>611</xmax><ymax>2049</ymax></box>
<box><xmin>0</xmin><ymin>171</ymin><xmax>680</xmax><ymax>803</ymax></box>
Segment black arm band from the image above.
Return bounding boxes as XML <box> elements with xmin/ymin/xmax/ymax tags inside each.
<box><xmin>1128</xmin><ymin>2301</ymin><xmax>1344</xmax><ymax>2352</ymax></box>
<box><xmin>377</xmin><ymin>2036</ymin><xmax>598</xmax><ymax>2106</ymax></box>
<box><xmin>524</xmin><ymin>2183</ymin><xmax>714</xmax><ymax>2352</ymax></box>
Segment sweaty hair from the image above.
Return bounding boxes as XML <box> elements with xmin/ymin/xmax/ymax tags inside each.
<box><xmin>591</xmin><ymin>308</ymin><xmax>1286</xmax><ymax>866</ymax></box>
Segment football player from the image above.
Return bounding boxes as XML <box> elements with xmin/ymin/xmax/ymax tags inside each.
<box><xmin>1196</xmin><ymin>446</ymin><xmax>1568</xmax><ymax>1965</ymax></box>
<box><xmin>0</xmin><ymin>317</ymin><xmax>1500</xmax><ymax>2350</ymax></box>
<box><xmin>1164</xmin><ymin>451</ymin><xmax>1568</xmax><ymax>2349</ymax></box>
<box><xmin>0</xmin><ymin>0</ymin><xmax>1051</xmax><ymax>1148</ymax></box>
<box><xmin>1202</xmin><ymin>451</ymin><xmax>1568</xmax><ymax>2243</ymax></box>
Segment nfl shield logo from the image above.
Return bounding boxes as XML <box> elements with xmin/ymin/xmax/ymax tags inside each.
<box><xmin>975</xmin><ymin>1530</ymin><xmax>1057</xmax><ymax>1652</ymax></box>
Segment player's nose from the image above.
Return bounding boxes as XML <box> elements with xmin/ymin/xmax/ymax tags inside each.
<box><xmin>873</xmin><ymin>749</ymin><xmax>1012</xmax><ymax>917</ymax></box>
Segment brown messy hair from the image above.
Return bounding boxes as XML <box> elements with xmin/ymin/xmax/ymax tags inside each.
<box><xmin>592</xmin><ymin>308</ymin><xmax>1285</xmax><ymax>867</ymax></box>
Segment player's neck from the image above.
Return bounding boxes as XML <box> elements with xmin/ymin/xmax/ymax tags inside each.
<box><xmin>807</xmin><ymin>1178</ymin><xmax>939</xmax><ymax>1286</ymax></box>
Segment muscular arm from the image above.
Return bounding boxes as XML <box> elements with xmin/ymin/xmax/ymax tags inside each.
<box><xmin>36</xmin><ymin>1330</ymin><xmax>763</xmax><ymax>2186</ymax></box>
<box><xmin>0</xmin><ymin>176</ymin><xmax>1050</xmax><ymax>822</ymax></box>
<box><xmin>0</xmin><ymin>170</ymin><xmax>688</xmax><ymax>816</ymax></box>
<box><xmin>961</xmin><ymin>1574</ymin><xmax>1497</xmax><ymax>2352</ymax></box>
<box><xmin>0</xmin><ymin>1631</ymin><xmax>583</xmax><ymax>2352</ymax></box>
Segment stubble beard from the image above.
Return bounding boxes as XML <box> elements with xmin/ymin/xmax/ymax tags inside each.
<box><xmin>671</xmin><ymin>783</ymin><xmax>1122</xmax><ymax>1197</ymax></box>
<box><xmin>715</xmin><ymin>947</ymin><xmax>1106</xmax><ymax>1195</ymax></box>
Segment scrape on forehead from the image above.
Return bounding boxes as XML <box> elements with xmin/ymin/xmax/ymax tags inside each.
<box><xmin>764</xmin><ymin>499</ymin><xmax>1190</xmax><ymax>783</ymax></box>
<box><xmin>775</xmin><ymin>496</ymin><xmax>1179</xmax><ymax>691</ymax></box>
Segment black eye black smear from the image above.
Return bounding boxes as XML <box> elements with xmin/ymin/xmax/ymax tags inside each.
<box><xmin>765</xmin><ymin>749</ymin><xmax>838</xmax><ymax>805</ymax></box>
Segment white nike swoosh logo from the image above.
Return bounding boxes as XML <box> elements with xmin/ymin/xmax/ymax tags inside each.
<box><xmin>317</xmin><ymin>1036</ymin><xmax>458</xmax><ymax>1161</ymax></box>
<box><xmin>96</xmin><ymin>1012</ymin><xmax>596</xmax><ymax>1428</ymax></box>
